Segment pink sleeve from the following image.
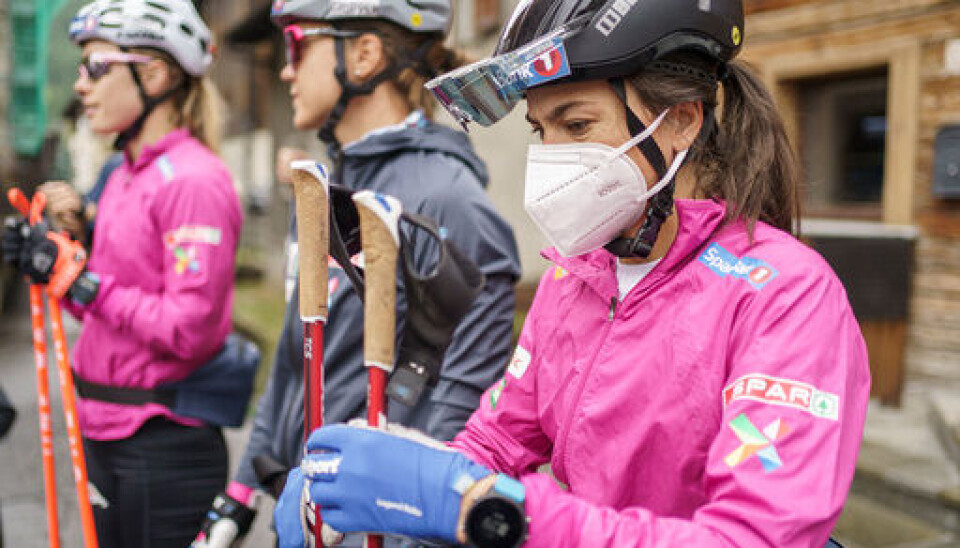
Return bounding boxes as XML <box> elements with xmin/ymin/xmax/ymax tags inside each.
<box><xmin>450</xmin><ymin>270</ymin><xmax>553</xmax><ymax>476</ymax></box>
<box><xmin>88</xmin><ymin>172</ymin><xmax>240</xmax><ymax>362</ymax></box>
<box><xmin>515</xmin><ymin>270</ymin><xmax>871</xmax><ymax>548</ymax></box>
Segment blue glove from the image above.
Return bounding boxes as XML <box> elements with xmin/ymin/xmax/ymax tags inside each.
<box><xmin>299</xmin><ymin>424</ymin><xmax>491</xmax><ymax>543</ymax></box>
<box><xmin>276</xmin><ymin>467</ymin><xmax>310</xmax><ymax>548</ymax></box>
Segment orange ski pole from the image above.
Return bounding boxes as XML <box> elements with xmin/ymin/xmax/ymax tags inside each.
<box><xmin>47</xmin><ymin>295</ymin><xmax>99</xmax><ymax>548</ymax></box>
<box><xmin>9</xmin><ymin>189</ymin><xmax>62</xmax><ymax>548</ymax></box>
<box><xmin>8</xmin><ymin>188</ymin><xmax>99</xmax><ymax>548</ymax></box>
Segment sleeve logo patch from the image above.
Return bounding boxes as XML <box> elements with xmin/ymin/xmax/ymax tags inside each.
<box><xmin>507</xmin><ymin>346</ymin><xmax>531</xmax><ymax>379</ymax></box>
<box><xmin>723</xmin><ymin>373</ymin><xmax>840</xmax><ymax>421</ymax></box>
<box><xmin>699</xmin><ymin>243</ymin><xmax>778</xmax><ymax>289</ymax></box>
<box><xmin>164</xmin><ymin>226</ymin><xmax>222</xmax><ymax>249</ymax></box>
<box><xmin>552</xmin><ymin>266</ymin><xmax>568</xmax><ymax>281</ymax></box>
<box><xmin>173</xmin><ymin>246</ymin><xmax>200</xmax><ymax>275</ymax></box>
<box><xmin>725</xmin><ymin>413</ymin><xmax>791</xmax><ymax>473</ymax></box>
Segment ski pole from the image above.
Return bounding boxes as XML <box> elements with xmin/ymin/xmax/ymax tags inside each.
<box><xmin>289</xmin><ymin>161</ymin><xmax>330</xmax><ymax>546</ymax></box>
<box><xmin>353</xmin><ymin>191</ymin><xmax>403</xmax><ymax>548</ymax></box>
<box><xmin>9</xmin><ymin>188</ymin><xmax>100</xmax><ymax>548</ymax></box>
<box><xmin>8</xmin><ymin>189</ymin><xmax>61</xmax><ymax>548</ymax></box>
<box><xmin>47</xmin><ymin>294</ymin><xmax>99</xmax><ymax>548</ymax></box>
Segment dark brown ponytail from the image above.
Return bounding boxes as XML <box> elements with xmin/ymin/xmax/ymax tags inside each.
<box><xmin>628</xmin><ymin>57</ymin><xmax>802</xmax><ymax>235</ymax></box>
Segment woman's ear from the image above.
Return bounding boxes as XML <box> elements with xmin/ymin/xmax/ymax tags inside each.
<box><xmin>140</xmin><ymin>58</ymin><xmax>178</xmax><ymax>96</ymax></box>
<box><xmin>671</xmin><ymin>101</ymin><xmax>704</xmax><ymax>152</ymax></box>
<box><xmin>348</xmin><ymin>33</ymin><xmax>387</xmax><ymax>83</ymax></box>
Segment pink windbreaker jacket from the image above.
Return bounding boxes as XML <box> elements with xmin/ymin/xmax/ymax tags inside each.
<box><xmin>65</xmin><ymin>129</ymin><xmax>242</xmax><ymax>440</ymax></box>
<box><xmin>452</xmin><ymin>198</ymin><xmax>871</xmax><ymax>547</ymax></box>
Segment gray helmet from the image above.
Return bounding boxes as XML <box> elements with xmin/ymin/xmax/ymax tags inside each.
<box><xmin>270</xmin><ymin>0</ymin><xmax>451</xmax><ymax>34</ymax></box>
<box><xmin>70</xmin><ymin>0</ymin><xmax>214</xmax><ymax>77</ymax></box>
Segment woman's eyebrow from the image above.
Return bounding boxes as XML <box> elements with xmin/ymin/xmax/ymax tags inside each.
<box><xmin>526</xmin><ymin>100</ymin><xmax>591</xmax><ymax>125</ymax></box>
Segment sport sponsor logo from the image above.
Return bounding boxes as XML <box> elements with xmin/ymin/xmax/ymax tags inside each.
<box><xmin>164</xmin><ymin>225</ymin><xmax>222</xmax><ymax>249</ymax></box>
<box><xmin>329</xmin><ymin>0</ymin><xmax>380</xmax><ymax>18</ymax></box>
<box><xmin>512</xmin><ymin>41</ymin><xmax>572</xmax><ymax>88</ymax></box>
<box><xmin>723</xmin><ymin>373</ymin><xmax>840</xmax><ymax>421</ymax></box>
<box><xmin>725</xmin><ymin>413</ymin><xmax>790</xmax><ymax>473</ymax></box>
<box><xmin>302</xmin><ymin>455</ymin><xmax>343</xmax><ymax>477</ymax></box>
<box><xmin>698</xmin><ymin>243</ymin><xmax>778</xmax><ymax>289</ymax></box>
<box><xmin>507</xmin><ymin>346</ymin><xmax>531</xmax><ymax>379</ymax></box>
<box><xmin>595</xmin><ymin>0</ymin><xmax>639</xmax><ymax>37</ymax></box>
<box><xmin>376</xmin><ymin>498</ymin><xmax>423</xmax><ymax>518</ymax></box>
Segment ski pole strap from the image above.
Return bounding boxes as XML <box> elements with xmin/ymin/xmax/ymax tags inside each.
<box><xmin>74</xmin><ymin>374</ymin><xmax>177</xmax><ymax>408</ymax></box>
<box><xmin>389</xmin><ymin>212</ymin><xmax>485</xmax><ymax>406</ymax></box>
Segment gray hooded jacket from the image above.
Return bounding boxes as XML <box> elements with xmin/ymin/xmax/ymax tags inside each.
<box><xmin>235</xmin><ymin>117</ymin><xmax>521</xmax><ymax>492</ymax></box>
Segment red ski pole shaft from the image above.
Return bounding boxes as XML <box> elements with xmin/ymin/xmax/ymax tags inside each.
<box><xmin>9</xmin><ymin>188</ymin><xmax>61</xmax><ymax>548</ymax></box>
<box><xmin>290</xmin><ymin>161</ymin><xmax>330</xmax><ymax>546</ymax></box>
<box><xmin>353</xmin><ymin>191</ymin><xmax>403</xmax><ymax>548</ymax></box>
<box><xmin>47</xmin><ymin>296</ymin><xmax>99</xmax><ymax>548</ymax></box>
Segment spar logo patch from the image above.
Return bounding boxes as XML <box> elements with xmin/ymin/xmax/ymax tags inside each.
<box><xmin>723</xmin><ymin>373</ymin><xmax>840</xmax><ymax>421</ymax></box>
<box><xmin>725</xmin><ymin>413</ymin><xmax>791</xmax><ymax>473</ymax></box>
<box><xmin>164</xmin><ymin>226</ymin><xmax>222</xmax><ymax>250</ymax></box>
<box><xmin>699</xmin><ymin>243</ymin><xmax>778</xmax><ymax>289</ymax></box>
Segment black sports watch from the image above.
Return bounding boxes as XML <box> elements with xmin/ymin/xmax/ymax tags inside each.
<box><xmin>464</xmin><ymin>473</ymin><xmax>527</xmax><ymax>548</ymax></box>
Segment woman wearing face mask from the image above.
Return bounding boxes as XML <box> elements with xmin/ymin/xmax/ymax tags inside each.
<box><xmin>1</xmin><ymin>1</ymin><xmax>242</xmax><ymax>546</ymax></box>
<box><xmin>274</xmin><ymin>1</ymin><xmax>870</xmax><ymax>547</ymax></box>
<box><xmin>191</xmin><ymin>1</ymin><xmax>521</xmax><ymax>546</ymax></box>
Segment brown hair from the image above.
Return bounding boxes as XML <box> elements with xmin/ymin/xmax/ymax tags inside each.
<box><xmin>133</xmin><ymin>48</ymin><xmax>224</xmax><ymax>152</ymax></box>
<box><xmin>627</xmin><ymin>56</ymin><xmax>801</xmax><ymax>235</ymax></box>
<box><xmin>334</xmin><ymin>20</ymin><xmax>470</xmax><ymax>119</ymax></box>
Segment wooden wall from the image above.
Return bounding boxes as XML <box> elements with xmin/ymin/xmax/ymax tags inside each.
<box><xmin>742</xmin><ymin>0</ymin><xmax>960</xmax><ymax>389</ymax></box>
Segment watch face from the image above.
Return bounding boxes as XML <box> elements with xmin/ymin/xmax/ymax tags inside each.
<box><xmin>466</xmin><ymin>497</ymin><xmax>525</xmax><ymax>548</ymax></box>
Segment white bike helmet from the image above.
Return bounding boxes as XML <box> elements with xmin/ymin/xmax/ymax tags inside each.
<box><xmin>270</xmin><ymin>0</ymin><xmax>451</xmax><ymax>34</ymax></box>
<box><xmin>70</xmin><ymin>0</ymin><xmax>214</xmax><ymax>77</ymax></box>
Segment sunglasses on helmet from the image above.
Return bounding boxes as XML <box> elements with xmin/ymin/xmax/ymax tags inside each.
<box><xmin>282</xmin><ymin>24</ymin><xmax>362</xmax><ymax>67</ymax></box>
<box><xmin>78</xmin><ymin>51</ymin><xmax>154</xmax><ymax>81</ymax></box>
<box><xmin>426</xmin><ymin>25</ymin><xmax>578</xmax><ymax>129</ymax></box>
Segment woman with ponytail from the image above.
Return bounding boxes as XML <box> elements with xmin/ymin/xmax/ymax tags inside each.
<box><xmin>2</xmin><ymin>1</ymin><xmax>242</xmax><ymax>546</ymax></box>
<box><xmin>196</xmin><ymin>1</ymin><xmax>520</xmax><ymax>546</ymax></box>
<box><xmin>275</xmin><ymin>1</ymin><xmax>869</xmax><ymax>548</ymax></box>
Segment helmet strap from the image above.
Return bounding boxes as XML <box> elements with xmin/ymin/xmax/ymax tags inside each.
<box><xmin>113</xmin><ymin>52</ymin><xmax>182</xmax><ymax>151</ymax></box>
<box><xmin>604</xmin><ymin>78</ymin><xmax>675</xmax><ymax>259</ymax></box>
<box><xmin>319</xmin><ymin>36</ymin><xmax>436</xmax><ymax>161</ymax></box>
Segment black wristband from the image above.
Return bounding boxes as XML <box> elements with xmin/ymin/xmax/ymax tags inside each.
<box><xmin>69</xmin><ymin>271</ymin><xmax>100</xmax><ymax>306</ymax></box>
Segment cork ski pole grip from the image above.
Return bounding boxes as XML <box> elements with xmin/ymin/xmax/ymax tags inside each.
<box><xmin>290</xmin><ymin>161</ymin><xmax>331</xmax><ymax>322</ymax></box>
<box><xmin>353</xmin><ymin>191</ymin><xmax>402</xmax><ymax>372</ymax></box>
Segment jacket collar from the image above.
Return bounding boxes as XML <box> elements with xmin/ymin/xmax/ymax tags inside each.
<box><xmin>124</xmin><ymin>128</ymin><xmax>192</xmax><ymax>173</ymax></box>
<box><xmin>543</xmin><ymin>198</ymin><xmax>728</xmax><ymax>300</ymax></box>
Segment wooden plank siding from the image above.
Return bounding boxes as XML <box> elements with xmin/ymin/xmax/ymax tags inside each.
<box><xmin>742</xmin><ymin>1</ymin><xmax>960</xmax><ymax>392</ymax></box>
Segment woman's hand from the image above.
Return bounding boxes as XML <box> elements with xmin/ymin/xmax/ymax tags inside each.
<box><xmin>275</xmin><ymin>423</ymin><xmax>491</xmax><ymax>546</ymax></box>
<box><xmin>38</xmin><ymin>182</ymin><xmax>91</xmax><ymax>243</ymax></box>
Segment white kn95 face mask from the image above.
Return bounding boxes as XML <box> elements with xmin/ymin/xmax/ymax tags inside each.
<box><xmin>523</xmin><ymin>109</ymin><xmax>688</xmax><ymax>257</ymax></box>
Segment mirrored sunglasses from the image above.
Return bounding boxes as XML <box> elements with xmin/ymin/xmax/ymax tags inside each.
<box><xmin>426</xmin><ymin>26</ymin><xmax>577</xmax><ymax>129</ymax></box>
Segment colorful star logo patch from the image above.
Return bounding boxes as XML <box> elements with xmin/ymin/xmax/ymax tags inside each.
<box><xmin>724</xmin><ymin>413</ymin><xmax>790</xmax><ymax>473</ymax></box>
<box><xmin>174</xmin><ymin>246</ymin><xmax>200</xmax><ymax>275</ymax></box>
